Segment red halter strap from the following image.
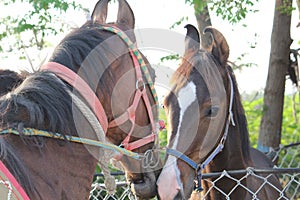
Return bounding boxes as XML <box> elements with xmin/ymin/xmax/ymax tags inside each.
<box><xmin>40</xmin><ymin>26</ymin><xmax>157</xmax><ymax>151</ymax></box>
<box><xmin>40</xmin><ymin>62</ymin><xmax>108</xmax><ymax>133</ymax></box>
<box><xmin>0</xmin><ymin>161</ymin><xmax>30</xmax><ymax>200</ymax></box>
<box><xmin>108</xmin><ymin>50</ymin><xmax>157</xmax><ymax>150</ymax></box>
<box><xmin>98</xmin><ymin>25</ymin><xmax>157</xmax><ymax>150</ymax></box>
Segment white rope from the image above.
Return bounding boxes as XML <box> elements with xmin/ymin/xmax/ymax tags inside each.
<box><xmin>227</xmin><ymin>73</ymin><xmax>235</xmax><ymax>126</ymax></box>
<box><xmin>0</xmin><ymin>180</ymin><xmax>12</xmax><ymax>200</ymax></box>
<box><xmin>67</xmin><ymin>90</ymin><xmax>116</xmax><ymax>194</ymax></box>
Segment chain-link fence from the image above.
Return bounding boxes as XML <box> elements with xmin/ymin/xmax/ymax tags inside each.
<box><xmin>89</xmin><ymin>143</ymin><xmax>300</xmax><ymax>200</ymax></box>
<box><xmin>90</xmin><ymin>172</ymin><xmax>135</xmax><ymax>200</ymax></box>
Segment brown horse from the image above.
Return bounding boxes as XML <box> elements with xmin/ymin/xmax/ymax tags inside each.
<box><xmin>0</xmin><ymin>69</ymin><xmax>24</xmax><ymax>96</ymax></box>
<box><xmin>157</xmin><ymin>25</ymin><xmax>283</xmax><ymax>199</ymax></box>
<box><xmin>0</xmin><ymin>0</ymin><xmax>161</xmax><ymax>199</ymax></box>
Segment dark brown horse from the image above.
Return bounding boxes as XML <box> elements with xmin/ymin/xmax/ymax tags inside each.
<box><xmin>157</xmin><ymin>25</ymin><xmax>283</xmax><ymax>199</ymax></box>
<box><xmin>0</xmin><ymin>0</ymin><xmax>161</xmax><ymax>199</ymax></box>
<box><xmin>0</xmin><ymin>69</ymin><xmax>24</xmax><ymax>96</ymax></box>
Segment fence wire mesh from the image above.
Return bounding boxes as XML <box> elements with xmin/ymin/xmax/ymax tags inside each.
<box><xmin>89</xmin><ymin>143</ymin><xmax>300</xmax><ymax>200</ymax></box>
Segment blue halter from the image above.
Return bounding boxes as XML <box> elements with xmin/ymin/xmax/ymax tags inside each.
<box><xmin>166</xmin><ymin>73</ymin><xmax>235</xmax><ymax>192</ymax></box>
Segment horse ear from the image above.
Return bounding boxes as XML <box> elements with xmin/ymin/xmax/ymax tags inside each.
<box><xmin>184</xmin><ymin>24</ymin><xmax>200</xmax><ymax>56</ymax></box>
<box><xmin>91</xmin><ymin>0</ymin><xmax>110</xmax><ymax>24</ymax></box>
<box><xmin>117</xmin><ymin>0</ymin><xmax>135</xmax><ymax>29</ymax></box>
<box><xmin>204</xmin><ymin>27</ymin><xmax>229</xmax><ymax>66</ymax></box>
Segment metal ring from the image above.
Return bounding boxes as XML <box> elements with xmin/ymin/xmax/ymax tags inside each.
<box><xmin>142</xmin><ymin>149</ymin><xmax>159</xmax><ymax>169</ymax></box>
<box><xmin>136</xmin><ymin>78</ymin><xmax>145</xmax><ymax>91</ymax></box>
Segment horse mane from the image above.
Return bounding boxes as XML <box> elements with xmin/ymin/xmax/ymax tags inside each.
<box><xmin>0</xmin><ymin>71</ymin><xmax>75</xmax><ymax>136</ymax></box>
<box><xmin>0</xmin><ymin>71</ymin><xmax>75</xmax><ymax>198</ymax></box>
<box><xmin>0</xmin><ymin>23</ymin><xmax>108</xmax><ymax>144</ymax></box>
<box><xmin>0</xmin><ymin>23</ymin><xmax>104</xmax><ymax>198</ymax></box>
<box><xmin>170</xmin><ymin>51</ymin><xmax>195</xmax><ymax>91</ymax></box>
<box><xmin>49</xmin><ymin>22</ymin><xmax>107</xmax><ymax>70</ymax></box>
<box><xmin>0</xmin><ymin>70</ymin><xmax>25</xmax><ymax>96</ymax></box>
<box><xmin>49</xmin><ymin>21</ymin><xmax>155</xmax><ymax>105</ymax></box>
<box><xmin>227</xmin><ymin>65</ymin><xmax>251</xmax><ymax>164</ymax></box>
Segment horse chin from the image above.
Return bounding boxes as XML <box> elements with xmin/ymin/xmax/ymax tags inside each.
<box><xmin>130</xmin><ymin>171</ymin><xmax>157</xmax><ymax>199</ymax></box>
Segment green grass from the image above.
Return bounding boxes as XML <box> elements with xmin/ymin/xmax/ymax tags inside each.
<box><xmin>158</xmin><ymin>108</ymin><xmax>168</xmax><ymax>147</ymax></box>
<box><xmin>243</xmin><ymin>94</ymin><xmax>300</xmax><ymax>146</ymax></box>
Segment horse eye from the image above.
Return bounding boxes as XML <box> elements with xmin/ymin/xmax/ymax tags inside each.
<box><xmin>206</xmin><ymin>106</ymin><xmax>219</xmax><ymax>117</ymax></box>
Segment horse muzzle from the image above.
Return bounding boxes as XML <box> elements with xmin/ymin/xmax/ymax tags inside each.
<box><xmin>130</xmin><ymin>171</ymin><xmax>158</xmax><ymax>199</ymax></box>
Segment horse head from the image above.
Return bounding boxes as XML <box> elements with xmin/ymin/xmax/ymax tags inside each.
<box><xmin>157</xmin><ymin>24</ymin><xmax>234</xmax><ymax>199</ymax></box>
<box><xmin>86</xmin><ymin>1</ymin><xmax>162</xmax><ymax>198</ymax></box>
<box><xmin>0</xmin><ymin>0</ymin><xmax>161</xmax><ymax>199</ymax></box>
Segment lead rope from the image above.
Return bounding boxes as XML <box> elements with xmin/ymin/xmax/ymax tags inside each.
<box><xmin>66</xmin><ymin>89</ymin><xmax>116</xmax><ymax>193</ymax></box>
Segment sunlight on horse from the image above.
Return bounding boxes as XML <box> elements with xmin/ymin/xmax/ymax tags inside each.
<box><xmin>0</xmin><ymin>0</ymin><xmax>161</xmax><ymax>199</ymax></box>
<box><xmin>157</xmin><ymin>24</ymin><xmax>284</xmax><ymax>200</ymax></box>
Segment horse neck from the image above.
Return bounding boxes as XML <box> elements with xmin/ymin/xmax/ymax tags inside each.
<box><xmin>202</xmin><ymin>73</ymin><xmax>252</xmax><ymax>199</ymax></box>
<box><xmin>201</xmin><ymin>125</ymin><xmax>249</xmax><ymax>199</ymax></box>
<box><xmin>6</xmin><ymin>136</ymin><xmax>97</xmax><ymax>199</ymax></box>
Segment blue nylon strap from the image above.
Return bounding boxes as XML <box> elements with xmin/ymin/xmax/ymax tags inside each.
<box><xmin>166</xmin><ymin>148</ymin><xmax>198</xmax><ymax>170</ymax></box>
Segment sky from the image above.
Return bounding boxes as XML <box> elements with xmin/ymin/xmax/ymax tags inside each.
<box><xmin>0</xmin><ymin>0</ymin><xmax>300</xmax><ymax>97</ymax></box>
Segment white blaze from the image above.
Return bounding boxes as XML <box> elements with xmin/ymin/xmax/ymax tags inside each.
<box><xmin>169</xmin><ymin>81</ymin><xmax>197</xmax><ymax>149</ymax></box>
<box><xmin>158</xmin><ymin>81</ymin><xmax>197</xmax><ymax>199</ymax></box>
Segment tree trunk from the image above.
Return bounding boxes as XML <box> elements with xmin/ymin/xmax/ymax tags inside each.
<box><xmin>258</xmin><ymin>0</ymin><xmax>292</xmax><ymax>155</ymax></box>
<box><xmin>194</xmin><ymin>2</ymin><xmax>212</xmax><ymax>50</ymax></box>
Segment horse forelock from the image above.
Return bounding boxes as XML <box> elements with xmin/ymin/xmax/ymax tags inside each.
<box><xmin>170</xmin><ymin>53</ymin><xmax>194</xmax><ymax>91</ymax></box>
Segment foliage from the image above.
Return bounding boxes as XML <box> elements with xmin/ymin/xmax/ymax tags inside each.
<box><xmin>169</xmin><ymin>16</ymin><xmax>189</xmax><ymax>29</ymax></box>
<box><xmin>0</xmin><ymin>0</ymin><xmax>82</xmax><ymax>52</ymax></box>
<box><xmin>211</xmin><ymin>0</ymin><xmax>259</xmax><ymax>24</ymax></box>
<box><xmin>163</xmin><ymin>0</ymin><xmax>261</xmax><ymax>69</ymax></box>
<box><xmin>277</xmin><ymin>0</ymin><xmax>295</xmax><ymax>16</ymax></box>
<box><xmin>159</xmin><ymin>108</ymin><xmax>168</xmax><ymax>147</ymax></box>
<box><xmin>243</xmin><ymin>94</ymin><xmax>300</xmax><ymax>147</ymax></box>
<box><xmin>185</xmin><ymin>0</ymin><xmax>259</xmax><ymax>24</ymax></box>
<box><xmin>160</xmin><ymin>54</ymin><xmax>180</xmax><ymax>63</ymax></box>
<box><xmin>185</xmin><ymin>0</ymin><xmax>207</xmax><ymax>13</ymax></box>
<box><xmin>168</xmin><ymin>0</ymin><xmax>260</xmax><ymax>36</ymax></box>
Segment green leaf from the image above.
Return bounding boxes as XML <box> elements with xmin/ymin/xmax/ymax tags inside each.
<box><xmin>160</xmin><ymin>54</ymin><xmax>180</xmax><ymax>62</ymax></box>
<box><xmin>169</xmin><ymin>16</ymin><xmax>188</xmax><ymax>29</ymax></box>
<box><xmin>0</xmin><ymin>0</ymin><xmax>83</xmax><ymax>54</ymax></box>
